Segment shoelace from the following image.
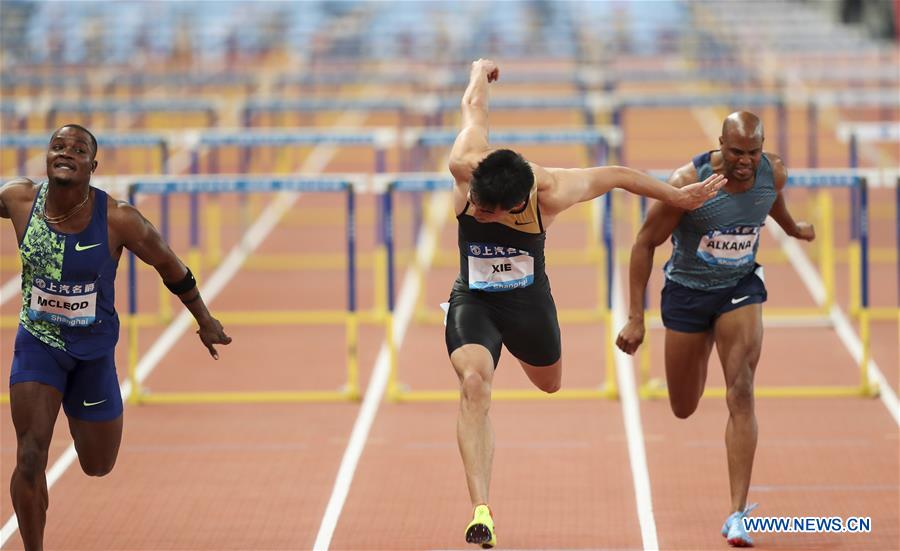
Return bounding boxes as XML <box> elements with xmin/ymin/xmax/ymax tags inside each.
<box><xmin>737</xmin><ymin>503</ymin><xmax>759</xmax><ymax>519</ymax></box>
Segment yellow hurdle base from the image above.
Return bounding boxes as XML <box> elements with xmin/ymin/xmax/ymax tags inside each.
<box><xmin>129</xmin><ymin>388</ymin><xmax>360</xmax><ymax>405</ymax></box>
<box><xmin>858</xmin><ymin>307</ymin><xmax>900</xmax><ymax>322</ymax></box>
<box><xmin>388</xmin><ymin>385</ymin><xmax>617</xmax><ymax>403</ymax></box>
<box><xmin>415</xmin><ymin>308</ymin><xmax>608</xmax><ymax>325</ymax></box>
<box><xmin>639</xmin><ymin>380</ymin><xmax>879</xmax><ymax>399</ymax></box>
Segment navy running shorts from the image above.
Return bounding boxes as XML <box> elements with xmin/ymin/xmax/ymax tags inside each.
<box><xmin>661</xmin><ymin>265</ymin><xmax>767</xmax><ymax>333</ymax></box>
<box><xmin>10</xmin><ymin>325</ymin><xmax>123</xmax><ymax>422</ymax></box>
<box><xmin>445</xmin><ymin>279</ymin><xmax>561</xmax><ymax>368</ymax></box>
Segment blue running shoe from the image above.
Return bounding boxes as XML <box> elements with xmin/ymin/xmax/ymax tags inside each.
<box><xmin>721</xmin><ymin>503</ymin><xmax>758</xmax><ymax>547</ymax></box>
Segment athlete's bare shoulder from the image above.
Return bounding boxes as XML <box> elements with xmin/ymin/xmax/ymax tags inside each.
<box><xmin>530</xmin><ymin>161</ymin><xmax>552</xmax><ymax>193</ymax></box>
<box><xmin>763</xmin><ymin>152</ymin><xmax>787</xmax><ymax>189</ymax></box>
<box><xmin>668</xmin><ymin>161</ymin><xmax>699</xmax><ymax>190</ymax></box>
<box><xmin>0</xmin><ymin>178</ymin><xmax>39</xmax><ymax>219</ymax></box>
<box><xmin>1</xmin><ymin>177</ymin><xmax>39</xmax><ymax>197</ymax></box>
<box><xmin>106</xmin><ymin>193</ymin><xmax>144</xmax><ymax>230</ymax></box>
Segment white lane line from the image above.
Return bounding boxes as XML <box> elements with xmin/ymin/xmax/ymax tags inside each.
<box><xmin>0</xmin><ymin>112</ymin><xmax>365</xmax><ymax>547</ymax></box>
<box><xmin>313</xmin><ymin>190</ymin><xmax>449</xmax><ymax>551</ymax></box>
<box><xmin>0</xmin><ymin>274</ymin><xmax>20</xmax><ymax>305</ymax></box>
<box><xmin>612</xmin><ymin>248</ymin><xmax>660</xmax><ymax>551</ymax></box>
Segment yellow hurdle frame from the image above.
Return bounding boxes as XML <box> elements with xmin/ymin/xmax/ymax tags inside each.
<box><xmin>124</xmin><ymin>180</ymin><xmax>380</xmax><ymax>405</ymax></box>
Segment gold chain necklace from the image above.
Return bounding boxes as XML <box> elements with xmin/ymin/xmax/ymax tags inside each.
<box><xmin>41</xmin><ymin>188</ymin><xmax>91</xmax><ymax>225</ymax></box>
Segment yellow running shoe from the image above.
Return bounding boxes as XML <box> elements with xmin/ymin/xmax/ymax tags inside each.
<box><xmin>465</xmin><ymin>504</ymin><xmax>497</xmax><ymax>549</ymax></box>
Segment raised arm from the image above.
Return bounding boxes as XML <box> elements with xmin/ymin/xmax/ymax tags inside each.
<box><xmin>109</xmin><ymin>200</ymin><xmax>231</xmax><ymax>358</ymax></box>
<box><xmin>448</xmin><ymin>59</ymin><xmax>499</xmax><ymax>183</ymax></box>
<box><xmin>615</xmin><ymin>167</ymin><xmax>692</xmax><ymax>355</ymax></box>
<box><xmin>766</xmin><ymin>154</ymin><xmax>815</xmax><ymax>241</ymax></box>
<box><xmin>536</xmin><ymin>163</ymin><xmax>725</xmax><ymax>219</ymax></box>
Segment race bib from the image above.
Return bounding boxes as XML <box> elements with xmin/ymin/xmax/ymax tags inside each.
<box><xmin>27</xmin><ymin>276</ymin><xmax>98</xmax><ymax>326</ymax></box>
<box><xmin>696</xmin><ymin>225</ymin><xmax>761</xmax><ymax>267</ymax></box>
<box><xmin>467</xmin><ymin>242</ymin><xmax>534</xmax><ymax>292</ymax></box>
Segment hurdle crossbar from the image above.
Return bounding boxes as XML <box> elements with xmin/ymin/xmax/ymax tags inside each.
<box><xmin>125</xmin><ymin>176</ymin><xmax>369</xmax><ymax>405</ymax></box>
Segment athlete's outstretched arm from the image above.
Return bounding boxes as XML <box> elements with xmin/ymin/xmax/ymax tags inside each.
<box><xmin>766</xmin><ymin>154</ymin><xmax>815</xmax><ymax>241</ymax></box>
<box><xmin>448</xmin><ymin>59</ymin><xmax>499</xmax><ymax>183</ymax></box>
<box><xmin>615</xmin><ymin>167</ymin><xmax>691</xmax><ymax>355</ymax></box>
<box><xmin>109</xmin><ymin>200</ymin><xmax>232</xmax><ymax>359</ymax></box>
<box><xmin>536</xmin><ymin>164</ymin><xmax>725</xmax><ymax>218</ymax></box>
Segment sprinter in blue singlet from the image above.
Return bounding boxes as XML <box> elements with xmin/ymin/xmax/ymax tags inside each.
<box><xmin>447</xmin><ymin>59</ymin><xmax>727</xmax><ymax>549</ymax></box>
<box><xmin>616</xmin><ymin>112</ymin><xmax>816</xmax><ymax>548</ymax></box>
<box><xmin>0</xmin><ymin>125</ymin><xmax>232</xmax><ymax>549</ymax></box>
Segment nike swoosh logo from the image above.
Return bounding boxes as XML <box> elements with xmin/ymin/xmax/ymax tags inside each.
<box><xmin>74</xmin><ymin>242</ymin><xmax>102</xmax><ymax>252</ymax></box>
<box><xmin>731</xmin><ymin>296</ymin><xmax>750</xmax><ymax>305</ymax></box>
<box><xmin>513</xmin><ymin>220</ymin><xmax>534</xmax><ymax>225</ymax></box>
<box><xmin>83</xmin><ymin>399</ymin><xmax>107</xmax><ymax>407</ymax></box>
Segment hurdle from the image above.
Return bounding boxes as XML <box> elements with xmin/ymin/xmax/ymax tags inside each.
<box><xmin>592</xmin><ymin>91</ymin><xmax>790</xmax><ymax>165</ymax></box>
<box><xmin>806</xmin><ymin>89</ymin><xmax>899</xmax><ymax>168</ymax></box>
<box><xmin>839</xmin><ymin>121</ymin><xmax>900</xmax><ymax>322</ymax></box>
<box><xmin>0</xmin><ymin>73</ymin><xmax>91</xmax><ymax>98</ymax></box>
<box><xmin>274</xmin><ymin>73</ymin><xmax>424</xmax><ymax>95</ymax></box>
<box><xmin>635</xmin><ymin>172</ymin><xmax>877</xmax><ymax>399</ymax></box>
<box><xmin>0</xmin><ymin>131</ymin><xmax>170</xmax><ymax>177</ymax></box>
<box><xmin>239</xmin><ymin>100</ymin><xmax>417</xmax><ymax>167</ymax></box>
<box><xmin>125</xmin><ymin>176</ymin><xmax>368</xmax><ymax>405</ymax></box>
<box><xmin>429</xmin><ymin>94</ymin><xmax>598</xmax><ymax>128</ymax></box>
<box><xmin>241</xmin><ymin>99</ymin><xmax>411</xmax><ymax>128</ymax></box>
<box><xmin>185</xmin><ymin>128</ymin><xmax>394</xmax><ymax>282</ymax></box>
<box><xmin>103</xmin><ymin>72</ymin><xmax>258</xmax><ymax>97</ymax></box>
<box><xmin>46</xmin><ymin>99</ymin><xmax>220</xmax><ymax>130</ymax></box>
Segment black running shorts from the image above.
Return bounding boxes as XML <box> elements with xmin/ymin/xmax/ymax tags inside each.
<box><xmin>445</xmin><ymin>279</ymin><xmax>561</xmax><ymax>368</ymax></box>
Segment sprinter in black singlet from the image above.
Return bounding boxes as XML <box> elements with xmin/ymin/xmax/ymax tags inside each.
<box><xmin>448</xmin><ymin>59</ymin><xmax>727</xmax><ymax>549</ymax></box>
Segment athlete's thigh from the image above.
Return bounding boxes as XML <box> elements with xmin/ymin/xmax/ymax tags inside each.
<box><xmin>446</xmin><ymin>286</ymin><xmax>504</xmax><ymax>369</ymax></box>
<box><xmin>664</xmin><ymin>328</ymin><xmax>715</xmax><ymax>396</ymax></box>
<box><xmin>9</xmin><ymin>328</ymin><xmax>68</xmax><ymax>447</ymax></box>
<box><xmin>67</xmin><ymin>415</ymin><xmax>123</xmax><ymax>469</ymax></box>
<box><xmin>63</xmin><ymin>349</ymin><xmax>123</xmax><ymax>423</ymax></box>
<box><xmin>64</xmin><ymin>350</ymin><xmax>124</xmax><ymax>464</ymax></box>
<box><xmin>500</xmin><ymin>289</ymin><xmax>561</xmax><ymax>367</ymax></box>
<box><xmin>10</xmin><ymin>382</ymin><xmax>63</xmax><ymax>449</ymax></box>
<box><xmin>713</xmin><ymin>303</ymin><xmax>763</xmax><ymax>386</ymax></box>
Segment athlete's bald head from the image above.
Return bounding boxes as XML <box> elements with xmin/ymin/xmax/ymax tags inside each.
<box><xmin>721</xmin><ymin>111</ymin><xmax>764</xmax><ymax>141</ymax></box>
<box><xmin>719</xmin><ymin>111</ymin><xmax>765</xmax><ymax>184</ymax></box>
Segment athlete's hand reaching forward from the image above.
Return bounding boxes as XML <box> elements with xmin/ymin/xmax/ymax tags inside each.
<box><xmin>675</xmin><ymin>174</ymin><xmax>727</xmax><ymax>210</ymax></box>
<box><xmin>197</xmin><ymin>317</ymin><xmax>232</xmax><ymax>360</ymax></box>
